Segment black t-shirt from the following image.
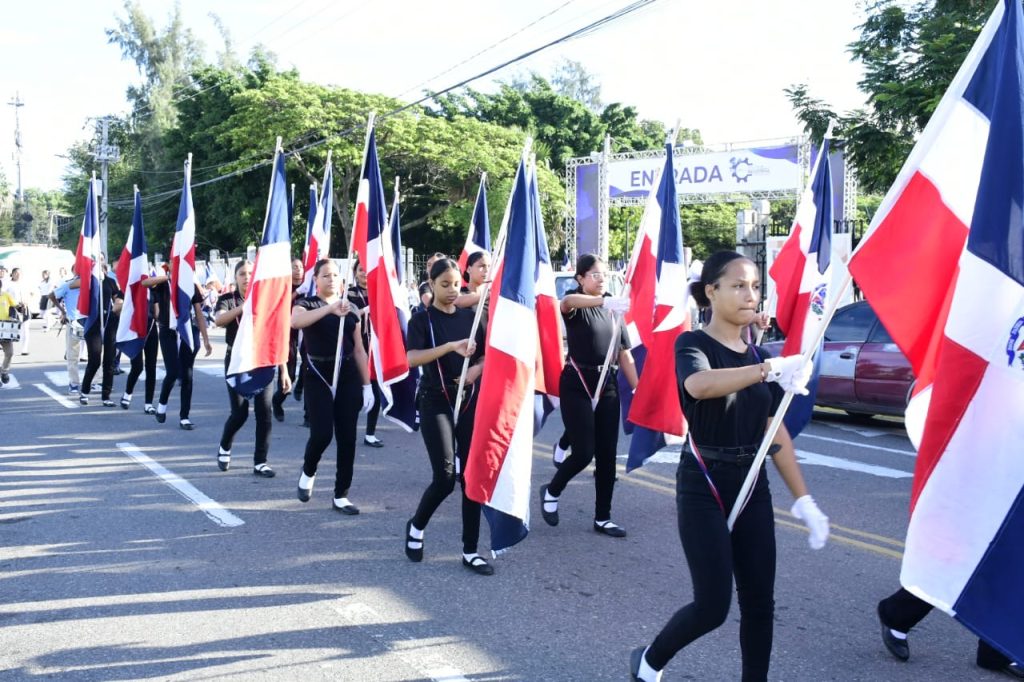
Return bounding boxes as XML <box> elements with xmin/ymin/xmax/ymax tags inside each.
<box><xmin>295</xmin><ymin>296</ymin><xmax>359</xmax><ymax>359</ymax></box>
<box><xmin>563</xmin><ymin>296</ymin><xmax>629</xmax><ymax>366</ymax></box>
<box><xmin>153</xmin><ymin>281</ymin><xmax>201</xmax><ymax>328</ymax></box>
<box><xmin>675</xmin><ymin>330</ymin><xmax>783</xmax><ymax>449</ymax></box>
<box><xmin>215</xmin><ymin>292</ymin><xmax>243</xmax><ymax>347</ymax></box>
<box><xmin>347</xmin><ymin>284</ymin><xmax>371</xmax><ymax>350</ymax></box>
<box><xmin>406</xmin><ymin>306</ymin><xmax>484</xmax><ymax>391</ymax></box>
<box><xmin>101</xmin><ymin>275</ymin><xmax>123</xmax><ymax>318</ymax></box>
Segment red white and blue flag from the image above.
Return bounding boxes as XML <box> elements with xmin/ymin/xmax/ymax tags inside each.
<box><xmin>768</xmin><ymin>137</ymin><xmax>833</xmax><ymax>438</ymax></box>
<box><xmin>848</xmin><ymin>0</ymin><xmax>1024</xmax><ymax>662</ymax></box>
<box><xmin>351</xmin><ymin>126</ymin><xmax>411</xmax><ymax>396</ymax></box>
<box><xmin>226</xmin><ymin>143</ymin><xmax>294</xmax><ymax>397</ymax></box>
<box><xmin>169</xmin><ymin>156</ymin><xmax>197</xmax><ymax>351</ymax></box>
<box><xmin>75</xmin><ymin>176</ymin><xmax>103</xmax><ymax>333</ymax></box>
<box><xmin>528</xmin><ymin>163</ymin><xmax>564</xmax><ymax>426</ymax></box>
<box><xmin>465</xmin><ymin>155</ymin><xmax>539</xmax><ymax>553</ymax></box>
<box><xmin>114</xmin><ymin>187</ymin><xmax>150</xmax><ymax>358</ymax></box>
<box><xmin>458</xmin><ymin>175</ymin><xmax>491</xmax><ymax>273</ymax></box>
<box><xmin>623</xmin><ymin>142</ymin><xmax>690</xmax><ymax>472</ymax></box>
<box><xmin>302</xmin><ymin>159</ymin><xmax>333</xmax><ymax>297</ymax></box>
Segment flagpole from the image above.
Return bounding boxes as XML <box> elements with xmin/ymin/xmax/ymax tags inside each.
<box><xmin>591</xmin><ymin>121</ymin><xmax>682</xmax><ymax>409</ymax></box>
<box><xmin>452</xmin><ymin>138</ymin><xmax>531</xmax><ymax>425</ymax></box>
<box><xmin>333</xmin><ymin>114</ymin><xmax>375</xmax><ymax>397</ymax></box>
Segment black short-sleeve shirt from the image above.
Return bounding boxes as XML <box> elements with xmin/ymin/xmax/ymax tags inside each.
<box><xmin>215</xmin><ymin>292</ymin><xmax>243</xmax><ymax>347</ymax></box>
<box><xmin>153</xmin><ymin>281</ymin><xmax>201</xmax><ymax>328</ymax></box>
<box><xmin>563</xmin><ymin>296</ymin><xmax>629</xmax><ymax>366</ymax></box>
<box><xmin>295</xmin><ymin>296</ymin><xmax>358</xmax><ymax>359</ymax></box>
<box><xmin>675</xmin><ymin>330</ymin><xmax>783</xmax><ymax>449</ymax></box>
<box><xmin>406</xmin><ymin>306</ymin><xmax>484</xmax><ymax>391</ymax></box>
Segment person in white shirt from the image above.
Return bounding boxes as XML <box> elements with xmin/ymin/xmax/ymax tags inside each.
<box><xmin>38</xmin><ymin>270</ymin><xmax>56</xmax><ymax>331</ymax></box>
<box><xmin>9</xmin><ymin>268</ymin><xmax>30</xmax><ymax>355</ymax></box>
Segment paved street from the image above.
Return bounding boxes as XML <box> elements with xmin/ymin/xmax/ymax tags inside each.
<box><xmin>0</xmin><ymin>319</ymin><xmax>1000</xmax><ymax>680</ymax></box>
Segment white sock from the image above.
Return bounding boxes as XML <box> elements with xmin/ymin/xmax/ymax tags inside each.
<box><xmin>156</xmin><ymin>403</ymin><xmax>167</xmax><ymax>415</ymax></box>
<box><xmin>299</xmin><ymin>472</ymin><xmax>315</xmax><ymax>489</ymax></box>
<box><xmin>889</xmin><ymin>629</ymin><xmax>908</xmax><ymax>640</ymax></box>
<box><xmin>122</xmin><ymin>393</ymin><xmax>132</xmax><ymax>401</ymax></box>
<box><xmin>554</xmin><ymin>445</ymin><xmax>568</xmax><ymax>462</ymax></box>
<box><xmin>180</xmin><ymin>418</ymin><xmax>192</xmax><ymax>425</ymax></box>
<box><xmin>462</xmin><ymin>552</ymin><xmax>482</xmax><ymax>563</ymax></box>
<box><xmin>218</xmin><ymin>447</ymin><xmax>230</xmax><ymax>456</ymax></box>
<box><xmin>144</xmin><ymin>403</ymin><xmax>153</xmax><ymax>411</ymax></box>
<box><xmin>637</xmin><ymin>647</ymin><xmax>662</xmax><ymax>682</ymax></box>
<box><xmin>409</xmin><ymin>524</ymin><xmax>424</xmax><ymax>540</ymax></box>
<box><xmin>334</xmin><ymin>497</ymin><xmax>352</xmax><ymax>507</ymax></box>
<box><xmin>543</xmin><ymin>490</ymin><xmax>559</xmax><ymax>512</ymax></box>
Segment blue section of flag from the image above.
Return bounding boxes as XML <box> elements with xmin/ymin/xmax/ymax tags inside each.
<box><xmin>500</xmin><ymin>158</ymin><xmax>537</xmax><ymax>308</ymax></box>
<box><xmin>482</xmin><ymin>506</ymin><xmax>529</xmax><ymax>557</ymax></box>
<box><xmin>390</xmin><ymin>192</ymin><xmax>404</xmax><ymax>284</ymax></box>
<box><xmin>365</xmin><ymin>130</ymin><xmax>389</xmax><ymax>244</ymax></box>
<box><xmin>655</xmin><ymin>142</ymin><xmax>683</xmax><ymax>276</ymax></box>
<box><xmin>472</xmin><ymin>179</ymin><xmax>491</xmax><ymax>252</ymax></box>
<box><xmin>382</xmin><ymin>187</ymin><xmax>419</xmax><ymax>433</ymax></box>
<box><xmin>952</xmin><ymin>0</ymin><xmax>1024</xmax><ymax>663</ymax></box>
<box><xmin>115</xmin><ymin>191</ymin><xmax>148</xmax><ymax>358</ymax></box>
<box><xmin>627</xmin><ymin>426</ymin><xmax>666</xmax><ymax>470</ymax></box>
<box><xmin>782</xmin><ymin>340</ymin><xmax>822</xmax><ymax>438</ymax></box>
<box><xmin>173</xmin><ymin>165</ymin><xmax>195</xmax><ymax>350</ymax></box>
<box><xmin>809</xmin><ymin>139</ymin><xmax>833</xmax><ymax>275</ymax></box>
<box><xmin>80</xmin><ymin>184</ymin><xmax>102</xmax><ymax>334</ymax></box>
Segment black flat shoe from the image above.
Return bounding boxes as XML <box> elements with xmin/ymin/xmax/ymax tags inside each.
<box><xmin>594</xmin><ymin>520</ymin><xmax>627</xmax><ymax>538</ymax></box>
<box><xmin>878</xmin><ymin>608</ymin><xmax>909</xmax><ymax>661</ymax></box>
<box><xmin>630</xmin><ymin>646</ymin><xmax>645</xmax><ymax>681</ymax></box>
<box><xmin>297</xmin><ymin>474</ymin><xmax>314</xmax><ymax>502</ymax></box>
<box><xmin>333</xmin><ymin>500</ymin><xmax>360</xmax><ymax>515</ymax></box>
<box><xmin>273</xmin><ymin>407</ymin><xmax>284</xmax><ymax>422</ymax></box>
<box><xmin>404</xmin><ymin>519</ymin><xmax>423</xmax><ymax>562</ymax></box>
<box><xmin>119</xmin><ymin>396</ymin><xmax>130</xmax><ymax>409</ymax></box>
<box><xmin>144</xmin><ymin>406</ymin><xmax>156</xmax><ymax>415</ymax></box>
<box><xmin>253</xmin><ymin>463</ymin><xmax>275</xmax><ymax>478</ymax></box>
<box><xmin>155</xmin><ymin>412</ymin><xmax>166</xmax><ymax>423</ymax></box>
<box><xmin>539</xmin><ymin>484</ymin><xmax>558</xmax><ymax>526</ymax></box>
<box><xmin>102</xmin><ymin>399</ymin><xmax>116</xmax><ymax>407</ymax></box>
<box><xmin>363</xmin><ymin>436</ymin><xmax>384</xmax><ymax>448</ymax></box>
<box><xmin>462</xmin><ymin>554</ymin><xmax>494</xmax><ymax>576</ymax></box>
<box><xmin>179</xmin><ymin>420</ymin><xmax>195</xmax><ymax>431</ymax></box>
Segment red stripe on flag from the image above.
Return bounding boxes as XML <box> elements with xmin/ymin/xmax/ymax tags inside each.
<box><xmin>351</xmin><ymin>201</ymin><xmax>368</xmax><ymax>260</ymax></box>
<box><xmin>769</xmin><ymin>223</ymin><xmax>805</xmax><ymax>336</ymax></box>
<box><xmin>129</xmin><ymin>282</ymin><xmax>149</xmax><ymax>337</ymax></box>
<box><xmin>535</xmin><ymin>294</ymin><xmax>562</xmax><ymax>397</ymax></box>
<box><xmin>250</xmin><ymin>277</ymin><xmax>292</xmax><ymax>368</ymax></box>
<box><xmin>781</xmin><ymin>292</ymin><xmax>811</xmax><ymax>356</ymax></box>
<box><xmin>628</xmin><ymin>303</ymin><xmax>685</xmax><ymax>435</ymax></box>
<box><xmin>627</xmin><ymin>236</ymin><xmax>657</xmax><ymax>347</ymax></box>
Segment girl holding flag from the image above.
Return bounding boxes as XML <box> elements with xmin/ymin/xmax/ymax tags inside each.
<box><xmin>291</xmin><ymin>258</ymin><xmax>372</xmax><ymax>514</ymax></box>
<box><xmin>539</xmin><ymin>254</ymin><xmax>636</xmax><ymax>538</ymax></box>
<box><xmin>120</xmin><ymin>278</ymin><xmax>160</xmax><ymax>413</ymax></box>
<box><xmin>403</xmin><ymin>257</ymin><xmax>492</xmax><ymax>576</ymax></box>
<box><xmin>630</xmin><ymin>251</ymin><xmax>828</xmax><ymax>682</ymax></box>
<box><xmin>454</xmin><ymin>250</ymin><xmax>491</xmax><ymax>311</ymax></box>
<box><xmin>346</xmin><ymin>259</ymin><xmax>383</xmax><ymax>447</ymax></box>
<box><xmin>215</xmin><ymin>260</ymin><xmax>289</xmax><ymax>477</ymax></box>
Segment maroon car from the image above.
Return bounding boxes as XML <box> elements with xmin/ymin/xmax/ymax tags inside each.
<box><xmin>763</xmin><ymin>300</ymin><xmax>916</xmax><ymax>418</ymax></box>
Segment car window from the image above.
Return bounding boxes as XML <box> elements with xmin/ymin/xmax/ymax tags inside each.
<box><xmin>867</xmin><ymin>318</ymin><xmax>895</xmax><ymax>344</ymax></box>
<box><xmin>824</xmin><ymin>304</ymin><xmax>877</xmax><ymax>343</ymax></box>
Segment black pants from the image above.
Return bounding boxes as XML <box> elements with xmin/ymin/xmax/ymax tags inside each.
<box><xmin>412</xmin><ymin>389</ymin><xmax>481</xmax><ymax>554</ymax></box>
<box><xmin>648</xmin><ymin>454</ymin><xmax>776</xmax><ymax>681</ymax></box>
<box><xmin>547</xmin><ymin>367</ymin><xmax>620</xmax><ymax>521</ymax></box>
<box><xmin>125</xmin><ymin>323</ymin><xmax>159</xmax><ymax>403</ymax></box>
<box><xmin>364</xmin><ymin>380</ymin><xmax>382</xmax><ymax>435</ymax></box>
<box><xmin>302</xmin><ymin>359</ymin><xmax>361</xmax><ymax>498</ymax></box>
<box><xmin>878</xmin><ymin>588</ymin><xmax>1015</xmax><ymax>668</ymax></box>
<box><xmin>81</xmin><ymin>319</ymin><xmax>116</xmax><ymax>400</ymax></box>
<box><xmin>220</xmin><ymin>350</ymin><xmax>272</xmax><ymax>465</ymax></box>
<box><xmin>272</xmin><ymin>334</ymin><xmax>298</xmax><ymax>413</ymax></box>
<box><xmin>158</xmin><ymin>325</ymin><xmax>197</xmax><ymax>419</ymax></box>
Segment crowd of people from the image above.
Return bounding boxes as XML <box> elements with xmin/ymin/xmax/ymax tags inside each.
<box><xmin>1</xmin><ymin>249</ymin><xmax>1020</xmax><ymax>682</ymax></box>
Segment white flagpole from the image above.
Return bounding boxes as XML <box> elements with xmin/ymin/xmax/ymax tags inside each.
<box><xmin>452</xmin><ymin>138</ymin><xmax>531</xmax><ymax>425</ymax></box>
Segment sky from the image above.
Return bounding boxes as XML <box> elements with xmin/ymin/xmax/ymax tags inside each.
<box><xmin>0</xmin><ymin>0</ymin><xmax>870</xmax><ymax>193</ymax></box>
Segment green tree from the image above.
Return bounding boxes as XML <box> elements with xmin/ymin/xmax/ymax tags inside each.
<box><xmin>551</xmin><ymin>58</ymin><xmax>603</xmax><ymax>111</ymax></box>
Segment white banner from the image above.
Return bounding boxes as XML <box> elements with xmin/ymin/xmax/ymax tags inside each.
<box><xmin>608</xmin><ymin>144</ymin><xmax>802</xmax><ymax>197</ymax></box>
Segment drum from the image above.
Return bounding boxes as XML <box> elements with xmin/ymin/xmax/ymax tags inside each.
<box><xmin>70</xmin><ymin>321</ymin><xmax>85</xmax><ymax>340</ymax></box>
<box><xmin>0</xmin><ymin>320</ymin><xmax>20</xmax><ymax>342</ymax></box>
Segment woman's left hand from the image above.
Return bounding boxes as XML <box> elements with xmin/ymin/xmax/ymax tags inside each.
<box><xmin>203</xmin><ymin>339</ymin><xmax>213</xmax><ymax>357</ymax></box>
<box><xmin>361</xmin><ymin>384</ymin><xmax>374</xmax><ymax>414</ymax></box>
<box><xmin>791</xmin><ymin>495</ymin><xmax>829</xmax><ymax>549</ymax></box>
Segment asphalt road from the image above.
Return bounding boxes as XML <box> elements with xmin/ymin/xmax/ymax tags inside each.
<box><xmin>0</xmin><ymin>319</ymin><xmax>1003</xmax><ymax>681</ymax></box>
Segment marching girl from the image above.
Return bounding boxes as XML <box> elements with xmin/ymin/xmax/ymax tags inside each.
<box><xmin>403</xmin><ymin>257</ymin><xmax>492</xmax><ymax>576</ymax></box>
<box><xmin>77</xmin><ymin>261</ymin><xmax>124</xmax><ymax>407</ymax></box>
<box><xmin>148</xmin><ymin>267</ymin><xmax>213</xmax><ymax>429</ymax></box>
<box><xmin>454</xmin><ymin>250</ymin><xmax>490</xmax><ymax>311</ymax></box>
<box><xmin>347</xmin><ymin>259</ymin><xmax>384</xmax><ymax>448</ymax></box>
<box><xmin>215</xmin><ymin>261</ymin><xmax>290</xmax><ymax>477</ymax></box>
<box><xmin>291</xmin><ymin>258</ymin><xmax>373</xmax><ymax>514</ymax></box>
<box><xmin>120</xmin><ymin>268</ymin><xmax>160</xmax><ymax>413</ymax></box>
<box><xmin>539</xmin><ymin>254</ymin><xmax>637</xmax><ymax>537</ymax></box>
<box><xmin>630</xmin><ymin>251</ymin><xmax>829</xmax><ymax>682</ymax></box>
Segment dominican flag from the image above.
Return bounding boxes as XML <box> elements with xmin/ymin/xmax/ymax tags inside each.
<box><xmin>848</xmin><ymin>0</ymin><xmax>1024</xmax><ymax>663</ymax></box>
<box><xmin>768</xmin><ymin>136</ymin><xmax>833</xmax><ymax>438</ymax></box>
<box><xmin>170</xmin><ymin>156</ymin><xmax>197</xmax><ymax>351</ymax></box>
<box><xmin>114</xmin><ymin>187</ymin><xmax>150</xmax><ymax>358</ymax></box>
<box><xmin>457</xmin><ymin>175</ymin><xmax>491</xmax><ymax>272</ymax></box>
<box><xmin>351</xmin><ymin>125</ymin><xmax>411</xmax><ymax>393</ymax></box>
<box><xmin>528</xmin><ymin>163</ymin><xmax>563</xmax><ymax>427</ymax></box>
<box><xmin>75</xmin><ymin>176</ymin><xmax>103</xmax><ymax>333</ymax></box>
<box><xmin>623</xmin><ymin>142</ymin><xmax>690</xmax><ymax>472</ymax></box>
<box><xmin>302</xmin><ymin>158</ymin><xmax>333</xmax><ymax>297</ymax></box>
<box><xmin>377</xmin><ymin>184</ymin><xmax>419</xmax><ymax>432</ymax></box>
<box><xmin>226</xmin><ymin>142</ymin><xmax>294</xmax><ymax>397</ymax></box>
<box><xmin>465</xmin><ymin>155</ymin><xmax>537</xmax><ymax>553</ymax></box>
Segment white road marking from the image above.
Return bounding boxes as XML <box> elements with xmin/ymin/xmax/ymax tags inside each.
<box><xmin>1</xmin><ymin>375</ymin><xmax>20</xmax><ymax>389</ymax></box>
<box><xmin>35</xmin><ymin>383</ymin><xmax>76</xmax><ymax>409</ymax></box>
<box><xmin>116</xmin><ymin>442</ymin><xmax>244</xmax><ymax>527</ymax></box>
<box><xmin>195</xmin><ymin>364</ymin><xmax>224</xmax><ymax>377</ymax></box>
<box><xmin>330</xmin><ymin>600</ymin><xmax>471</xmax><ymax>682</ymax></box>
<box><xmin>798</xmin><ymin>433</ymin><xmax>916</xmax><ymax>456</ymax></box>
<box><xmin>795</xmin><ymin>449</ymin><xmax>913</xmax><ymax>479</ymax></box>
<box><xmin>826</xmin><ymin>422</ymin><xmax>903</xmax><ymax>439</ymax></box>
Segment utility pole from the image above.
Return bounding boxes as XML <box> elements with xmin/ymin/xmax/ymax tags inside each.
<box><xmin>8</xmin><ymin>92</ymin><xmax>24</xmax><ymax>201</ymax></box>
<box><xmin>92</xmin><ymin>118</ymin><xmax>120</xmax><ymax>259</ymax></box>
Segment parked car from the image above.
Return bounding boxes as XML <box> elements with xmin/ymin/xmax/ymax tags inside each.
<box><xmin>763</xmin><ymin>300</ymin><xmax>915</xmax><ymax>418</ymax></box>
<box><xmin>553</xmin><ymin>270</ymin><xmax>625</xmax><ymax>300</ymax></box>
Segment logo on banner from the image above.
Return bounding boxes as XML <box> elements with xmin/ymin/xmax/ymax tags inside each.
<box><xmin>1008</xmin><ymin>315</ymin><xmax>1024</xmax><ymax>370</ymax></box>
<box><xmin>810</xmin><ymin>283</ymin><xmax>828</xmax><ymax>318</ymax></box>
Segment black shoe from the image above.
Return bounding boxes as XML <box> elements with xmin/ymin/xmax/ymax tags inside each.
<box><xmin>594</xmin><ymin>520</ymin><xmax>627</xmax><ymax>537</ymax></box>
<box><xmin>363</xmin><ymin>435</ymin><xmax>384</xmax><ymax>448</ymax></box>
<box><xmin>297</xmin><ymin>473</ymin><xmax>314</xmax><ymax>502</ymax></box>
<box><xmin>179</xmin><ymin>419</ymin><xmax>195</xmax><ymax>431</ymax></box>
<box><xmin>155</xmin><ymin>411</ymin><xmax>166</xmax><ymax>423</ymax></box>
<box><xmin>253</xmin><ymin>463</ymin><xmax>275</xmax><ymax>478</ymax></box>
<box><xmin>878</xmin><ymin>608</ymin><xmax>909</xmax><ymax>661</ymax></box>
<box><xmin>333</xmin><ymin>499</ymin><xmax>360</xmax><ymax>515</ymax></box>
<box><xmin>539</xmin><ymin>484</ymin><xmax>558</xmax><ymax>526</ymax></box>
<box><xmin>217</xmin><ymin>453</ymin><xmax>231</xmax><ymax>472</ymax></box>
<box><xmin>78</xmin><ymin>393</ymin><xmax>88</xmax><ymax>406</ymax></box>
<box><xmin>462</xmin><ymin>554</ymin><xmax>494</xmax><ymax>576</ymax></box>
<box><xmin>0</xmin><ymin>373</ymin><xmax>9</xmax><ymax>385</ymax></box>
<box><xmin>630</xmin><ymin>646</ymin><xmax>646</xmax><ymax>682</ymax></box>
<box><xmin>119</xmin><ymin>396</ymin><xmax>130</xmax><ymax>409</ymax></box>
<box><xmin>405</xmin><ymin>519</ymin><xmax>423</xmax><ymax>562</ymax></box>
<box><xmin>144</xmin><ymin>405</ymin><xmax>156</xmax><ymax>415</ymax></box>
<box><xmin>272</xmin><ymin>404</ymin><xmax>284</xmax><ymax>422</ymax></box>
<box><xmin>102</xmin><ymin>399</ymin><xmax>115</xmax><ymax>407</ymax></box>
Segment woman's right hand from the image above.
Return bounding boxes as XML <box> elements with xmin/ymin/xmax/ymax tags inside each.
<box><xmin>449</xmin><ymin>338</ymin><xmax>476</xmax><ymax>357</ymax></box>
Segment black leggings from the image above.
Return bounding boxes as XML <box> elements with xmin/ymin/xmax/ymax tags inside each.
<box><xmin>878</xmin><ymin>588</ymin><xmax>1014</xmax><ymax>669</ymax></box>
<box><xmin>647</xmin><ymin>455</ymin><xmax>776</xmax><ymax>681</ymax></box>
<box><xmin>158</xmin><ymin>325</ymin><xmax>197</xmax><ymax>419</ymax></box>
<box><xmin>412</xmin><ymin>389</ymin><xmax>481</xmax><ymax>555</ymax></box>
<box><xmin>272</xmin><ymin>335</ymin><xmax>298</xmax><ymax>411</ymax></box>
<box><xmin>365</xmin><ymin>380</ymin><xmax>382</xmax><ymax>435</ymax></box>
<box><xmin>81</xmin><ymin>318</ymin><xmax>117</xmax><ymax>400</ymax></box>
<box><xmin>547</xmin><ymin>367</ymin><xmax>620</xmax><ymax>521</ymax></box>
<box><xmin>125</xmin><ymin>323</ymin><xmax>159</xmax><ymax>403</ymax></box>
<box><xmin>301</xmin><ymin>359</ymin><xmax>361</xmax><ymax>498</ymax></box>
<box><xmin>220</xmin><ymin>351</ymin><xmax>272</xmax><ymax>465</ymax></box>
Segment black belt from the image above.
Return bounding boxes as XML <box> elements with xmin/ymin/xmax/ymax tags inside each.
<box><xmin>686</xmin><ymin>444</ymin><xmax>781</xmax><ymax>465</ymax></box>
<box><xmin>308</xmin><ymin>354</ymin><xmax>352</xmax><ymax>363</ymax></box>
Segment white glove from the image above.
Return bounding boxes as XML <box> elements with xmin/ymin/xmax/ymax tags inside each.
<box><xmin>791</xmin><ymin>495</ymin><xmax>829</xmax><ymax>550</ymax></box>
<box><xmin>764</xmin><ymin>354</ymin><xmax>811</xmax><ymax>395</ymax></box>
<box><xmin>602</xmin><ymin>296</ymin><xmax>630</xmax><ymax>315</ymax></box>
<box><xmin>361</xmin><ymin>384</ymin><xmax>374</xmax><ymax>415</ymax></box>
